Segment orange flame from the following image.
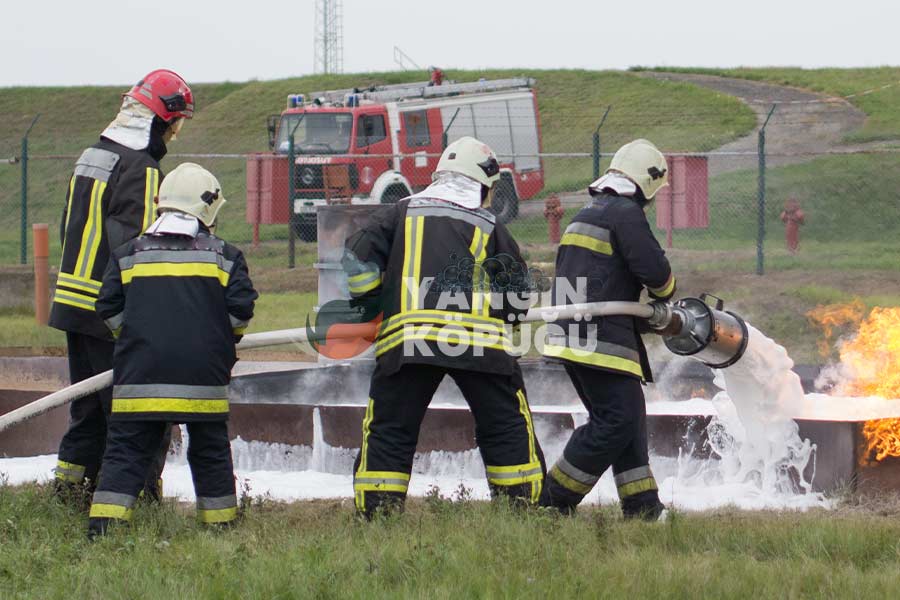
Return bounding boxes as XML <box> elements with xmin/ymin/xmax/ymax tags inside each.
<box><xmin>808</xmin><ymin>303</ymin><xmax>900</xmax><ymax>461</ymax></box>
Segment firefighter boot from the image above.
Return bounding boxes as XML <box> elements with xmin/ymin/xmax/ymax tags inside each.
<box><xmin>358</xmin><ymin>491</ymin><xmax>406</xmax><ymax>521</ymax></box>
<box><xmin>621</xmin><ymin>489</ymin><xmax>666</xmax><ymax>522</ymax></box>
<box><xmin>537</xmin><ymin>474</ymin><xmax>582</xmax><ymax>516</ymax></box>
<box><xmin>87</xmin><ymin>517</ymin><xmax>114</xmax><ymax>540</ymax></box>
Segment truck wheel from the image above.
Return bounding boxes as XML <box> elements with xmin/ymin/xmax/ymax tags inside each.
<box><xmin>381</xmin><ymin>184</ymin><xmax>409</xmax><ymax>204</ymax></box>
<box><xmin>489</xmin><ymin>178</ymin><xmax>518</xmax><ymax>224</ymax></box>
<box><xmin>293</xmin><ymin>216</ymin><xmax>318</xmax><ymax>242</ymax></box>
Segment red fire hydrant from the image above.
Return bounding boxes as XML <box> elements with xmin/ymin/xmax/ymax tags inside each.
<box><xmin>544</xmin><ymin>195</ymin><xmax>564</xmax><ymax>244</ymax></box>
<box><xmin>780</xmin><ymin>197</ymin><xmax>805</xmax><ymax>255</ymax></box>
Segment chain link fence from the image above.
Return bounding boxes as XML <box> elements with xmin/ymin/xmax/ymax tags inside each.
<box><xmin>2</xmin><ymin>95</ymin><xmax>898</xmax><ymax>296</ymax></box>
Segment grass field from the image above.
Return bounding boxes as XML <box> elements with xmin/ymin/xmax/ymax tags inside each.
<box><xmin>3</xmin><ymin>482</ymin><xmax>900</xmax><ymax>599</ymax></box>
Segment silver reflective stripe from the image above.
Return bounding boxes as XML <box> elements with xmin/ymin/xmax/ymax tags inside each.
<box><xmin>197</xmin><ymin>494</ymin><xmax>237</xmax><ymax>510</ymax></box>
<box><xmin>119</xmin><ymin>250</ymin><xmax>227</xmax><ymax>270</ymax></box>
<box><xmin>74</xmin><ymin>148</ymin><xmax>119</xmax><ymax>183</ymax></box>
<box><xmin>139</xmin><ymin>87</ymin><xmax>153</xmax><ymax>99</ymax></box>
<box><xmin>565</xmin><ymin>222</ymin><xmax>610</xmax><ymax>243</ymax></box>
<box><xmin>92</xmin><ymin>491</ymin><xmax>137</xmax><ymax>508</ymax></box>
<box><xmin>546</xmin><ymin>335</ymin><xmax>641</xmax><ymax>363</ymax></box>
<box><xmin>556</xmin><ymin>456</ymin><xmax>601</xmax><ymax>485</ymax></box>
<box><xmin>113</xmin><ymin>384</ymin><xmax>228</xmax><ymax>399</ymax></box>
<box><xmin>408</xmin><ymin>204</ymin><xmax>495</xmax><ymax>235</ymax></box>
<box><xmin>614</xmin><ymin>465</ymin><xmax>655</xmax><ymax>486</ymax></box>
<box><xmin>55</xmin><ymin>464</ymin><xmax>85</xmax><ymax>478</ymax></box>
<box><xmin>470</xmin><ymin>227</ymin><xmax>486</xmax><ymax>259</ymax></box>
<box><xmin>58</xmin><ymin>273</ymin><xmax>102</xmax><ymax>292</ymax></box>
<box><xmin>486</xmin><ymin>466</ymin><xmax>543</xmax><ymax>481</ymax></box>
<box><xmin>79</xmin><ymin>183</ymin><xmax>103</xmax><ymax>278</ymax></box>
<box><xmin>354</xmin><ymin>476</ymin><xmax>410</xmax><ymax>488</ymax></box>
<box><xmin>229</xmin><ymin>314</ymin><xmax>249</xmax><ymax>328</ymax></box>
<box><xmin>105</xmin><ymin>312</ymin><xmax>124</xmax><ymax>331</ymax></box>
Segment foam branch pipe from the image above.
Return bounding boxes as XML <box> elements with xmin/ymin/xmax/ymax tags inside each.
<box><xmin>0</xmin><ymin>301</ymin><xmax>663</xmax><ymax>433</ymax></box>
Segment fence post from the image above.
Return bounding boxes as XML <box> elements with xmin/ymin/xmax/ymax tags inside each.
<box><xmin>592</xmin><ymin>105</ymin><xmax>611</xmax><ymax>181</ymax></box>
<box><xmin>756</xmin><ymin>105</ymin><xmax>776</xmax><ymax>276</ymax></box>
<box><xmin>20</xmin><ymin>115</ymin><xmax>41</xmax><ymax>265</ymax></box>
<box><xmin>287</xmin><ymin>134</ymin><xmax>296</xmax><ymax>269</ymax></box>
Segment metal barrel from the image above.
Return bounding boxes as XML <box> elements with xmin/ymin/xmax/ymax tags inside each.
<box><xmin>663</xmin><ymin>296</ymin><xmax>749</xmax><ymax>369</ymax></box>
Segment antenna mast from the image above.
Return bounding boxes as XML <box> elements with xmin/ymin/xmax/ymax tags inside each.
<box><xmin>314</xmin><ymin>0</ymin><xmax>344</xmax><ymax>74</ymax></box>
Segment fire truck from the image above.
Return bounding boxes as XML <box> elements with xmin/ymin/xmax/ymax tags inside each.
<box><xmin>246</xmin><ymin>78</ymin><xmax>544</xmax><ymax>241</ymax></box>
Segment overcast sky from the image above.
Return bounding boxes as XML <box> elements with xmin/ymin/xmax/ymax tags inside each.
<box><xmin>1</xmin><ymin>0</ymin><xmax>896</xmax><ymax>87</ymax></box>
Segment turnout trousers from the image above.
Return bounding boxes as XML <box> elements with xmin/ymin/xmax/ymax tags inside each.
<box><xmin>54</xmin><ymin>332</ymin><xmax>168</xmax><ymax>496</ymax></box>
<box><xmin>353</xmin><ymin>362</ymin><xmax>546</xmax><ymax>518</ymax></box>
<box><xmin>88</xmin><ymin>420</ymin><xmax>237</xmax><ymax>532</ymax></box>
<box><xmin>540</xmin><ymin>364</ymin><xmax>663</xmax><ymax>517</ymax></box>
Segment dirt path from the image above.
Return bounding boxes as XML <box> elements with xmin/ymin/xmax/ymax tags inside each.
<box><xmin>522</xmin><ymin>72</ymin><xmax>868</xmax><ymax>215</ymax></box>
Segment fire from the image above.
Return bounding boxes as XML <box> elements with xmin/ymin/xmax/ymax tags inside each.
<box><xmin>808</xmin><ymin>302</ymin><xmax>900</xmax><ymax>461</ymax></box>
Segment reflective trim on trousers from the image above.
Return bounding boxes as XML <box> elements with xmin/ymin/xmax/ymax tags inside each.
<box><xmin>550</xmin><ymin>455</ymin><xmax>600</xmax><ymax>496</ymax></box>
<box><xmin>353</xmin><ymin>471</ymin><xmax>411</xmax><ymax>494</ymax></box>
<box><xmin>114</xmin><ymin>384</ymin><xmax>228</xmax><ymax>399</ymax></box>
<box><xmin>615</xmin><ymin>465</ymin><xmax>658</xmax><ymax>498</ymax></box>
<box><xmin>89</xmin><ymin>490</ymin><xmax>138</xmax><ymax>521</ymax></box>
<box><xmin>197</xmin><ymin>494</ymin><xmax>238</xmax><ymax>523</ymax></box>
<box><xmin>54</xmin><ymin>460</ymin><xmax>86</xmax><ymax>483</ymax></box>
<box><xmin>485</xmin><ymin>461</ymin><xmax>543</xmax><ymax>486</ymax></box>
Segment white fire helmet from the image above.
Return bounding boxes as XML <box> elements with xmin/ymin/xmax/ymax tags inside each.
<box><xmin>607</xmin><ymin>139</ymin><xmax>669</xmax><ymax>199</ymax></box>
<box><xmin>435</xmin><ymin>136</ymin><xmax>501</xmax><ymax>189</ymax></box>
<box><xmin>156</xmin><ymin>163</ymin><xmax>226</xmax><ymax>227</ymax></box>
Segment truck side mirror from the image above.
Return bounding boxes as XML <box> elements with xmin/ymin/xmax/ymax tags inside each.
<box><xmin>266</xmin><ymin>115</ymin><xmax>279</xmax><ymax>151</ymax></box>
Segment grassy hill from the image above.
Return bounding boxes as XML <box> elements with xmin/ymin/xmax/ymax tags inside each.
<box><xmin>0</xmin><ymin>69</ymin><xmax>755</xmax><ymax>263</ymax></box>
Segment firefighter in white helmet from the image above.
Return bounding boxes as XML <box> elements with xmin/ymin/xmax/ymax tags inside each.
<box><xmin>51</xmin><ymin>69</ymin><xmax>193</xmax><ymax>502</ymax></box>
<box><xmin>540</xmin><ymin>139</ymin><xmax>675</xmax><ymax>520</ymax></box>
<box><xmin>342</xmin><ymin>136</ymin><xmax>545</xmax><ymax>517</ymax></box>
<box><xmin>87</xmin><ymin>163</ymin><xmax>258</xmax><ymax>537</ymax></box>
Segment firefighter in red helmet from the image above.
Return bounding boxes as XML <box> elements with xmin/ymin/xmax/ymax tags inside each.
<box><xmin>50</xmin><ymin>69</ymin><xmax>193</xmax><ymax>503</ymax></box>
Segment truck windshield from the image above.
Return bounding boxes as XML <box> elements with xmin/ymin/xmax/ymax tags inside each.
<box><xmin>276</xmin><ymin>113</ymin><xmax>353</xmax><ymax>154</ymax></box>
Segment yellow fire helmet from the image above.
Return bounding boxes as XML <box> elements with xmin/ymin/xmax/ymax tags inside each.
<box><xmin>435</xmin><ymin>136</ymin><xmax>501</xmax><ymax>189</ymax></box>
<box><xmin>607</xmin><ymin>139</ymin><xmax>669</xmax><ymax>199</ymax></box>
<box><xmin>156</xmin><ymin>162</ymin><xmax>226</xmax><ymax>227</ymax></box>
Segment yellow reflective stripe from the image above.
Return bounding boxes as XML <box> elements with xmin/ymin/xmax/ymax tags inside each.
<box><xmin>89</xmin><ymin>503</ymin><xmax>134</xmax><ymax>521</ymax></box>
<box><xmin>485</xmin><ymin>462</ymin><xmax>543</xmax><ymax>486</ymax></box>
<box><xmin>53</xmin><ymin>289</ymin><xmax>96</xmax><ymax>310</ymax></box>
<box><xmin>380</xmin><ymin>310</ymin><xmax>505</xmax><ymax>338</ymax></box>
<box><xmin>57</xmin><ymin>273</ymin><xmax>102</xmax><ymax>294</ymax></box>
<box><xmin>198</xmin><ymin>506</ymin><xmax>238</xmax><ymax>524</ymax></box>
<box><xmin>560</xmin><ymin>232</ymin><xmax>612</xmax><ymax>255</ymax></box>
<box><xmin>349</xmin><ymin>275</ymin><xmax>382</xmax><ymax>295</ymax></box>
<box><xmin>83</xmin><ymin>181</ymin><xmax>108</xmax><ymax>278</ymax></box>
<box><xmin>412</xmin><ymin>216</ymin><xmax>424</xmax><ymax>310</ymax></box>
<box><xmin>356</xmin><ymin>398</ymin><xmax>375</xmax><ymax>512</ymax></box>
<box><xmin>356</xmin><ymin>471</ymin><xmax>411</xmax><ymax>481</ymax></box>
<box><xmin>142</xmin><ymin>168</ymin><xmax>159</xmax><ymax>233</ymax></box>
<box><xmin>354</xmin><ymin>470</ymin><xmax>411</xmax><ymax>493</ymax></box>
<box><xmin>649</xmin><ymin>274</ymin><xmax>676</xmax><ymax>298</ymax></box>
<box><xmin>470</xmin><ymin>227</ymin><xmax>491</xmax><ymax>318</ymax></box>
<box><xmin>516</xmin><ymin>389</ymin><xmax>542</xmax><ymax>502</ymax></box>
<box><xmin>550</xmin><ymin>465</ymin><xmax>594</xmax><ymax>495</ymax></box>
<box><xmin>233</xmin><ymin>327</ymin><xmax>247</xmax><ymax>335</ymax></box>
<box><xmin>55</xmin><ymin>459</ymin><xmax>86</xmax><ymax>483</ymax></box>
<box><xmin>375</xmin><ymin>325</ymin><xmax>511</xmax><ymax>356</ymax></box>
<box><xmin>542</xmin><ymin>344</ymin><xmax>644</xmax><ymax>378</ymax></box>
<box><xmin>380</xmin><ymin>316</ymin><xmax>506</xmax><ymax>338</ymax></box>
<box><xmin>111</xmin><ymin>398</ymin><xmax>229</xmax><ymax>414</ymax></box>
<box><xmin>120</xmin><ymin>262</ymin><xmax>230</xmax><ymax>286</ymax></box>
<box><xmin>63</xmin><ymin>175</ymin><xmax>76</xmax><ymax>244</ymax></box>
<box><xmin>348</xmin><ymin>271</ymin><xmax>377</xmax><ymax>283</ymax></box>
<box><xmin>74</xmin><ymin>180</ymin><xmax>106</xmax><ymax>278</ymax></box>
<box><xmin>617</xmin><ymin>477</ymin><xmax>658</xmax><ymax>498</ymax></box>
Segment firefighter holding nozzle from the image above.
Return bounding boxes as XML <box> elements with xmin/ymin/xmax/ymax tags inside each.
<box><xmin>540</xmin><ymin>139</ymin><xmax>676</xmax><ymax>520</ymax></box>
<box><xmin>87</xmin><ymin>164</ymin><xmax>258</xmax><ymax>538</ymax></box>
<box><xmin>51</xmin><ymin>69</ymin><xmax>193</xmax><ymax>501</ymax></box>
<box><xmin>343</xmin><ymin>137</ymin><xmax>546</xmax><ymax>518</ymax></box>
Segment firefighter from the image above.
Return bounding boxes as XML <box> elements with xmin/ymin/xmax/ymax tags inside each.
<box><xmin>50</xmin><ymin>70</ymin><xmax>193</xmax><ymax>499</ymax></box>
<box><xmin>87</xmin><ymin>163</ymin><xmax>257</xmax><ymax>538</ymax></box>
<box><xmin>539</xmin><ymin>139</ymin><xmax>675</xmax><ymax>520</ymax></box>
<box><xmin>344</xmin><ymin>136</ymin><xmax>545</xmax><ymax>518</ymax></box>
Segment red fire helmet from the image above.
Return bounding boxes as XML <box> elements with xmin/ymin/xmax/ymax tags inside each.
<box><xmin>126</xmin><ymin>69</ymin><xmax>194</xmax><ymax>121</ymax></box>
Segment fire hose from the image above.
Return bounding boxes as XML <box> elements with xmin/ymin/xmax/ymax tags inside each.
<box><xmin>0</xmin><ymin>296</ymin><xmax>747</xmax><ymax>433</ymax></box>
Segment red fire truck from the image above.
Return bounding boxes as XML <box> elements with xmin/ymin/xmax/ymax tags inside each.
<box><xmin>246</xmin><ymin>78</ymin><xmax>544</xmax><ymax>241</ymax></box>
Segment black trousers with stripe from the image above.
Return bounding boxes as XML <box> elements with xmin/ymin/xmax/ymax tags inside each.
<box><xmin>540</xmin><ymin>364</ymin><xmax>662</xmax><ymax>514</ymax></box>
<box><xmin>354</xmin><ymin>361</ymin><xmax>546</xmax><ymax>517</ymax></box>
<box><xmin>55</xmin><ymin>332</ymin><xmax>168</xmax><ymax>494</ymax></box>
<box><xmin>89</xmin><ymin>420</ymin><xmax>236</xmax><ymax>525</ymax></box>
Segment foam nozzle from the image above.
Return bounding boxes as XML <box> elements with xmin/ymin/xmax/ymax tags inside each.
<box><xmin>660</xmin><ymin>294</ymin><xmax>749</xmax><ymax>369</ymax></box>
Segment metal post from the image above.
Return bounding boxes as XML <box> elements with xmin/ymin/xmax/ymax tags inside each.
<box><xmin>757</xmin><ymin>105</ymin><xmax>776</xmax><ymax>276</ymax></box>
<box><xmin>442</xmin><ymin>107</ymin><xmax>461</xmax><ymax>150</ymax></box>
<box><xmin>592</xmin><ymin>106</ymin><xmax>611</xmax><ymax>181</ymax></box>
<box><xmin>20</xmin><ymin>115</ymin><xmax>40</xmax><ymax>264</ymax></box>
<box><xmin>288</xmin><ymin>134</ymin><xmax>296</xmax><ymax>269</ymax></box>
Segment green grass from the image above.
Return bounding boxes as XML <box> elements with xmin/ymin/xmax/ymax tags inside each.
<box><xmin>632</xmin><ymin>66</ymin><xmax>900</xmax><ymax>144</ymax></box>
<box><xmin>4</xmin><ymin>482</ymin><xmax>900</xmax><ymax>598</ymax></box>
<box><xmin>0</xmin><ymin>69</ymin><xmax>756</xmax><ymax>265</ymax></box>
